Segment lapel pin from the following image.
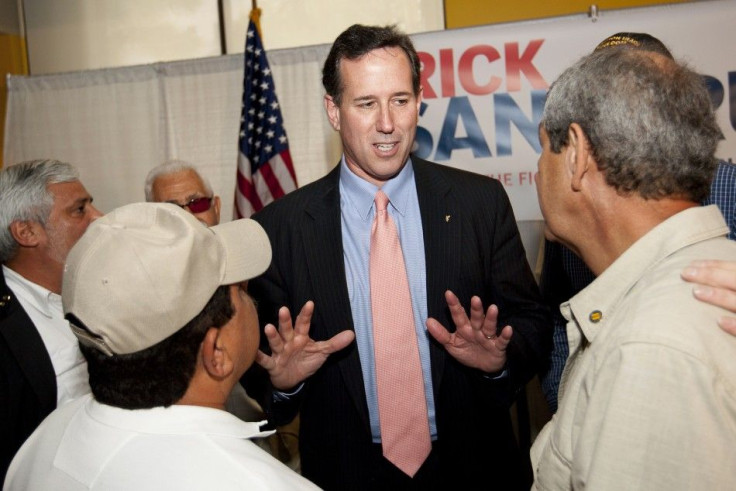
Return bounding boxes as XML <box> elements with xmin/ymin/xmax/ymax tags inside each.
<box><xmin>445</xmin><ymin>215</ymin><xmax>451</xmax><ymax>223</ymax></box>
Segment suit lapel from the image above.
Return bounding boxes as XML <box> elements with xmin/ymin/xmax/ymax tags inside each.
<box><xmin>301</xmin><ymin>166</ymin><xmax>370</xmax><ymax>429</ymax></box>
<box><xmin>414</xmin><ymin>158</ymin><xmax>462</xmax><ymax>395</ymax></box>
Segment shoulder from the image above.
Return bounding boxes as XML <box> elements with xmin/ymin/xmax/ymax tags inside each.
<box><xmin>412</xmin><ymin>156</ymin><xmax>508</xmax><ymax>206</ymax></box>
<box><xmin>603</xmin><ymin>241</ymin><xmax>736</xmax><ymax>375</ymax></box>
<box><xmin>253</xmin><ymin>165</ymin><xmax>338</xmax><ymax>222</ymax></box>
<box><xmin>707</xmin><ymin>160</ymin><xmax>736</xmax><ymax>205</ymax></box>
<box><xmin>414</xmin><ymin>156</ymin><xmax>502</xmax><ymax>187</ymax></box>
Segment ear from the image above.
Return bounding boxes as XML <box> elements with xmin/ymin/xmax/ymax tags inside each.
<box><xmin>415</xmin><ymin>86</ymin><xmax>423</xmax><ymax>118</ymax></box>
<box><xmin>212</xmin><ymin>195</ymin><xmax>222</xmax><ymax>224</ymax></box>
<box><xmin>201</xmin><ymin>327</ymin><xmax>234</xmax><ymax>379</ymax></box>
<box><xmin>9</xmin><ymin>221</ymin><xmax>43</xmax><ymax>248</ymax></box>
<box><xmin>324</xmin><ymin>95</ymin><xmax>340</xmax><ymax>131</ymax></box>
<box><xmin>567</xmin><ymin>123</ymin><xmax>594</xmax><ymax>192</ymax></box>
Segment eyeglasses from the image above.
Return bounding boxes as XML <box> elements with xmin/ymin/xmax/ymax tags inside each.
<box><xmin>176</xmin><ymin>196</ymin><xmax>213</xmax><ymax>213</ymax></box>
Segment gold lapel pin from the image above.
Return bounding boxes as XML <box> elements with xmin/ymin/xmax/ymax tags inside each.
<box><xmin>445</xmin><ymin>215</ymin><xmax>451</xmax><ymax>223</ymax></box>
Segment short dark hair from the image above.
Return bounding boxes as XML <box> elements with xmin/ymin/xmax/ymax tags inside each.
<box><xmin>81</xmin><ymin>285</ymin><xmax>234</xmax><ymax>409</ymax></box>
<box><xmin>322</xmin><ymin>24</ymin><xmax>421</xmax><ymax>105</ymax></box>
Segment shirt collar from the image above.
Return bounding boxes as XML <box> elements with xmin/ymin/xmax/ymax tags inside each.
<box><xmin>85</xmin><ymin>395</ymin><xmax>275</xmax><ymax>439</ymax></box>
<box><xmin>562</xmin><ymin>205</ymin><xmax>728</xmax><ymax>344</ymax></box>
<box><xmin>338</xmin><ymin>155</ymin><xmax>415</xmax><ymax>220</ymax></box>
<box><xmin>2</xmin><ymin>264</ymin><xmax>61</xmax><ymax>319</ymax></box>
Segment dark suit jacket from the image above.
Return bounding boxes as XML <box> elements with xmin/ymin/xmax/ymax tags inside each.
<box><xmin>0</xmin><ymin>272</ymin><xmax>57</xmax><ymax>484</ymax></box>
<box><xmin>247</xmin><ymin>157</ymin><xmax>552</xmax><ymax>490</ymax></box>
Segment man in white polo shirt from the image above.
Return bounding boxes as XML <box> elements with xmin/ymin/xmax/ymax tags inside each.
<box><xmin>4</xmin><ymin>202</ymin><xmax>320</xmax><ymax>490</ymax></box>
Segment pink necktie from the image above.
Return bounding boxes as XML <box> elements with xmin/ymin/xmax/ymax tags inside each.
<box><xmin>370</xmin><ymin>189</ymin><xmax>431</xmax><ymax>477</ymax></box>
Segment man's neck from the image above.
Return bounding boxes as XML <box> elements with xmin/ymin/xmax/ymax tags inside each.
<box><xmin>3</xmin><ymin>257</ymin><xmax>62</xmax><ymax>294</ymax></box>
<box><xmin>175</xmin><ymin>375</ymin><xmax>234</xmax><ymax>411</ymax></box>
<box><xmin>580</xmin><ymin>196</ymin><xmax>699</xmax><ymax>275</ymax></box>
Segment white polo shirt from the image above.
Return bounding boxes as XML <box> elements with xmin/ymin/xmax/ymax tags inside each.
<box><xmin>4</xmin><ymin>394</ymin><xmax>319</xmax><ymax>490</ymax></box>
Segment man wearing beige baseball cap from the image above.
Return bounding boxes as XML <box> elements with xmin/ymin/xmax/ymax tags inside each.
<box><xmin>4</xmin><ymin>202</ymin><xmax>320</xmax><ymax>490</ymax></box>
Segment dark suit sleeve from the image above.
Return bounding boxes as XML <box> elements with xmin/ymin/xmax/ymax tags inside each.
<box><xmin>240</xmin><ymin>205</ymin><xmax>303</xmax><ymax>427</ymax></box>
<box><xmin>0</xmin><ymin>283</ymin><xmax>57</xmax><ymax>484</ymax></box>
<box><xmin>418</xmin><ymin>159</ymin><xmax>552</xmax><ymax>409</ymax></box>
<box><xmin>482</xmin><ymin>180</ymin><xmax>553</xmax><ymax>400</ymax></box>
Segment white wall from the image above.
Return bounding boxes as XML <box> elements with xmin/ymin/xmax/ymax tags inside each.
<box><xmin>222</xmin><ymin>0</ymin><xmax>445</xmax><ymax>51</ymax></box>
<box><xmin>23</xmin><ymin>0</ymin><xmax>444</xmax><ymax>75</ymax></box>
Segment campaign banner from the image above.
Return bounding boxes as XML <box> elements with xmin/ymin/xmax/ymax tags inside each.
<box><xmin>410</xmin><ymin>0</ymin><xmax>736</xmax><ymax>220</ymax></box>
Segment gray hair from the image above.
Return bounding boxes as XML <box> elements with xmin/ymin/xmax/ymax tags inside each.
<box><xmin>542</xmin><ymin>48</ymin><xmax>720</xmax><ymax>202</ymax></box>
<box><xmin>0</xmin><ymin>159</ymin><xmax>80</xmax><ymax>263</ymax></box>
<box><xmin>143</xmin><ymin>160</ymin><xmax>213</xmax><ymax>202</ymax></box>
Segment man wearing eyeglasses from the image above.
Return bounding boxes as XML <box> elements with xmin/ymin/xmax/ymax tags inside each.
<box><xmin>144</xmin><ymin>160</ymin><xmax>221</xmax><ymax>227</ymax></box>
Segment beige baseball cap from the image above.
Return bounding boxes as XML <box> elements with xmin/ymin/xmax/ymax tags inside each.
<box><xmin>62</xmin><ymin>202</ymin><xmax>272</xmax><ymax>356</ymax></box>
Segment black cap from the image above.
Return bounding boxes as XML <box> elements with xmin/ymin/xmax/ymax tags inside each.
<box><xmin>594</xmin><ymin>32</ymin><xmax>674</xmax><ymax>59</ymax></box>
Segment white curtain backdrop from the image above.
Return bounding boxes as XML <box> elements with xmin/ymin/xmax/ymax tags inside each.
<box><xmin>4</xmin><ymin>44</ymin><xmax>337</xmax><ymax>221</ymax></box>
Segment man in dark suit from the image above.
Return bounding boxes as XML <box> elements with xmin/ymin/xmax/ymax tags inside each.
<box><xmin>246</xmin><ymin>24</ymin><xmax>551</xmax><ymax>490</ymax></box>
<box><xmin>0</xmin><ymin>159</ymin><xmax>102</xmax><ymax>483</ymax></box>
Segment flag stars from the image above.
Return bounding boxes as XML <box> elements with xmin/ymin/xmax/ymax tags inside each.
<box><xmin>238</xmin><ymin>19</ymin><xmax>295</xmax><ymax>196</ymax></box>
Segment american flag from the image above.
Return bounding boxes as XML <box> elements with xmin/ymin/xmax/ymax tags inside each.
<box><xmin>234</xmin><ymin>9</ymin><xmax>297</xmax><ymax>218</ymax></box>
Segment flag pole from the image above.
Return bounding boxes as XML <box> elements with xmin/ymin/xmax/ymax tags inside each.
<box><xmin>250</xmin><ymin>0</ymin><xmax>262</xmax><ymax>40</ymax></box>
<box><xmin>217</xmin><ymin>0</ymin><xmax>226</xmax><ymax>55</ymax></box>
<box><xmin>234</xmin><ymin>0</ymin><xmax>298</xmax><ymax>218</ymax></box>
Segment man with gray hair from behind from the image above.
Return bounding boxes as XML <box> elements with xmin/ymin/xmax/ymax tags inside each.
<box><xmin>4</xmin><ymin>202</ymin><xmax>320</xmax><ymax>490</ymax></box>
<box><xmin>530</xmin><ymin>46</ymin><xmax>736</xmax><ymax>489</ymax></box>
<box><xmin>0</xmin><ymin>159</ymin><xmax>102</xmax><ymax>483</ymax></box>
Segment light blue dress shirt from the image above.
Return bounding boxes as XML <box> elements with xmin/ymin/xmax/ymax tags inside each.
<box><xmin>339</xmin><ymin>157</ymin><xmax>437</xmax><ymax>442</ymax></box>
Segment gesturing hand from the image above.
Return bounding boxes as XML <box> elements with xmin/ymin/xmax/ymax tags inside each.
<box><xmin>256</xmin><ymin>301</ymin><xmax>355</xmax><ymax>391</ymax></box>
<box><xmin>426</xmin><ymin>290</ymin><xmax>512</xmax><ymax>373</ymax></box>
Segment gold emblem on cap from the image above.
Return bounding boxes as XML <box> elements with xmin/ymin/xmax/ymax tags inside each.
<box><xmin>589</xmin><ymin>310</ymin><xmax>602</xmax><ymax>323</ymax></box>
